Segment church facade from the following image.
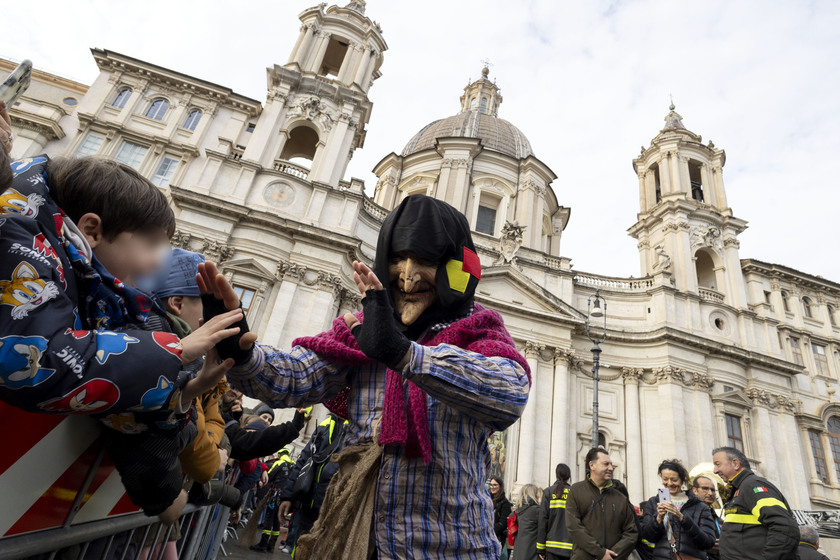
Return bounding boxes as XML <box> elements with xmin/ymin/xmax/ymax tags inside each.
<box><xmin>5</xmin><ymin>0</ymin><xmax>840</xmax><ymax>512</ymax></box>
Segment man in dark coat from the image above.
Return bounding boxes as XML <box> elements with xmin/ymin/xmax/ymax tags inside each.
<box><xmin>713</xmin><ymin>446</ymin><xmax>798</xmax><ymax>560</ymax></box>
<box><xmin>566</xmin><ymin>448</ymin><xmax>638</xmax><ymax>560</ymax></box>
<box><xmin>798</xmin><ymin>526</ymin><xmax>829</xmax><ymax>560</ymax></box>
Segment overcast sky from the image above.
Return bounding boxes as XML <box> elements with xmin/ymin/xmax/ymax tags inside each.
<box><xmin>6</xmin><ymin>0</ymin><xmax>840</xmax><ymax>282</ymax></box>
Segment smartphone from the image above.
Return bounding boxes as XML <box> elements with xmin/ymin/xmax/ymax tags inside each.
<box><xmin>0</xmin><ymin>60</ymin><xmax>33</xmax><ymax>107</ymax></box>
<box><xmin>657</xmin><ymin>488</ymin><xmax>672</xmax><ymax>503</ymax></box>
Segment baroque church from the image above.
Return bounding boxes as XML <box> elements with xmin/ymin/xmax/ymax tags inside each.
<box><xmin>5</xmin><ymin>0</ymin><xmax>840</xmax><ymax>514</ymax></box>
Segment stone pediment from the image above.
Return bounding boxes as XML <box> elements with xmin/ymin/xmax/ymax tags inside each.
<box><xmin>220</xmin><ymin>257</ymin><xmax>276</xmax><ymax>281</ymax></box>
<box><xmin>476</xmin><ymin>265</ymin><xmax>585</xmax><ymax>322</ymax></box>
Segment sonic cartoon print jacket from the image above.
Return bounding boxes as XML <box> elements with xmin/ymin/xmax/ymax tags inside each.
<box><xmin>0</xmin><ymin>155</ymin><xmax>190</xmax><ymax>434</ymax></box>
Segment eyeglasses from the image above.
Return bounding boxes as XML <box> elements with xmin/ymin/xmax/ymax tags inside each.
<box><xmin>698</xmin><ymin>486</ymin><xmax>716</xmax><ymax>492</ymax></box>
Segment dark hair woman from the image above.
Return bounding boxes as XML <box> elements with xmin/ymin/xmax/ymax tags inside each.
<box><xmin>640</xmin><ymin>459</ymin><xmax>716</xmax><ymax>559</ymax></box>
<box><xmin>490</xmin><ymin>476</ymin><xmax>512</xmax><ymax>556</ymax></box>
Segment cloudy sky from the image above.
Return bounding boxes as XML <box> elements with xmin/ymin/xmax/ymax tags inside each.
<box><xmin>7</xmin><ymin>0</ymin><xmax>840</xmax><ymax>281</ymax></box>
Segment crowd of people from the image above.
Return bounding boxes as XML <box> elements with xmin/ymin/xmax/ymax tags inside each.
<box><xmin>0</xmin><ymin>111</ymin><xmax>830</xmax><ymax>560</ymax></box>
<box><xmin>492</xmin><ymin>446</ymin><xmax>827</xmax><ymax>560</ymax></box>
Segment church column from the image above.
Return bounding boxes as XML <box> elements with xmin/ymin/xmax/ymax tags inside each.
<box><xmin>637</xmin><ymin>171</ymin><xmax>648</xmax><ymax>210</ymax></box>
<box><xmin>622</xmin><ymin>367</ymin><xmax>644</xmax><ymax>503</ymax></box>
<box><xmin>353</xmin><ymin>47</ymin><xmax>373</xmax><ymax>87</ymax></box>
<box><xmin>516</xmin><ymin>341</ymin><xmax>542</xmax><ymax>487</ymax></box>
<box><xmin>305</xmin><ymin>31</ymin><xmax>331</xmax><ymax>73</ymax></box>
<box><xmin>659</xmin><ymin>151</ymin><xmax>673</xmax><ymax>195</ymax></box>
<box><xmin>711</xmin><ymin>165</ymin><xmax>728</xmax><ymax>209</ymax></box>
<box><xmin>551</xmin><ymin>349</ymin><xmax>572</xmax><ymax>474</ymax></box>
<box><xmin>669</xmin><ymin>152</ymin><xmax>682</xmax><ymax>195</ymax></box>
<box><xmin>337</xmin><ymin>42</ymin><xmax>362</xmax><ymax>84</ymax></box>
<box><xmin>288</xmin><ymin>24</ymin><xmax>314</xmax><ymax>65</ymax></box>
<box><xmin>700</xmin><ymin>163</ymin><xmax>715</xmax><ymax>206</ymax></box>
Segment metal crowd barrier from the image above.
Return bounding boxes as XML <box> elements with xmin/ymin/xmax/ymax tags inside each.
<box><xmin>0</xmin><ymin>502</ymin><xmax>231</xmax><ymax>560</ymax></box>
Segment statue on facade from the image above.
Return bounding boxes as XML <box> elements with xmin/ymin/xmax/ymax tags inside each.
<box><xmin>495</xmin><ymin>220</ymin><xmax>526</xmax><ymax>266</ymax></box>
<box><xmin>653</xmin><ymin>245</ymin><xmax>672</xmax><ymax>271</ymax></box>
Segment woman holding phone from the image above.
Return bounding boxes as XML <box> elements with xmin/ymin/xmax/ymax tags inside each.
<box><xmin>640</xmin><ymin>459</ymin><xmax>716</xmax><ymax>560</ymax></box>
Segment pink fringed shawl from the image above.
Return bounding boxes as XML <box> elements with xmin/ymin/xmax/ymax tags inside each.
<box><xmin>293</xmin><ymin>304</ymin><xmax>530</xmax><ymax>463</ymax></box>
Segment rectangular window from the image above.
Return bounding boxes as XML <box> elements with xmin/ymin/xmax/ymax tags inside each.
<box><xmin>246</xmin><ymin>123</ymin><xmax>256</xmax><ymax>133</ymax></box>
<box><xmin>113</xmin><ymin>141</ymin><xmax>149</xmax><ymax>170</ymax></box>
<box><xmin>810</xmin><ymin>430</ymin><xmax>830</xmax><ymax>483</ymax></box>
<box><xmin>75</xmin><ymin>133</ymin><xmax>104</xmax><ymax>157</ymax></box>
<box><xmin>789</xmin><ymin>337</ymin><xmax>804</xmax><ymax>366</ymax></box>
<box><xmin>151</xmin><ymin>156</ymin><xmax>179</xmax><ymax>187</ymax></box>
<box><xmin>813</xmin><ymin>344</ymin><xmax>829</xmax><ymax>376</ymax></box>
<box><xmin>232</xmin><ymin>286</ymin><xmax>256</xmax><ymax>317</ymax></box>
<box><xmin>475</xmin><ymin>205</ymin><xmax>497</xmax><ymax>235</ymax></box>
<box><xmin>725</xmin><ymin>413</ymin><xmax>744</xmax><ymax>452</ymax></box>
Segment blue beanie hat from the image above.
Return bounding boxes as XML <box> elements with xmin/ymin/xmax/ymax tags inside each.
<box><xmin>142</xmin><ymin>248</ymin><xmax>206</xmax><ymax>299</ymax></box>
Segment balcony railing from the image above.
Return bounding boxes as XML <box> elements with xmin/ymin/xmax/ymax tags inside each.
<box><xmin>273</xmin><ymin>159</ymin><xmax>309</xmax><ymax>180</ymax></box>
<box><xmin>699</xmin><ymin>286</ymin><xmax>725</xmax><ymax>303</ymax></box>
<box><xmin>573</xmin><ymin>273</ymin><xmax>655</xmax><ymax>292</ymax></box>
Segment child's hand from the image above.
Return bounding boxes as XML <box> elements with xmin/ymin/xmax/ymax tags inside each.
<box><xmin>180</xmin><ymin>308</ymin><xmax>244</xmax><ymax>364</ymax></box>
<box><xmin>182</xmin><ymin>348</ymin><xmax>234</xmax><ymax>406</ymax></box>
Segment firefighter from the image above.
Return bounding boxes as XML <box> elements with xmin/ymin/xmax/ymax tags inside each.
<box><xmin>537</xmin><ymin>463</ymin><xmax>573</xmax><ymax>559</ymax></box>
<box><xmin>250</xmin><ymin>445</ymin><xmax>297</xmax><ymax>552</ymax></box>
<box><xmin>712</xmin><ymin>446</ymin><xmax>798</xmax><ymax>560</ymax></box>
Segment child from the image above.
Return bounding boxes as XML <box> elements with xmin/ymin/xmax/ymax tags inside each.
<box><xmin>141</xmin><ymin>248</ymin><xmax>230</xmax><ymax>484</ymax></box>
<box><xmin>0</xmin><ymin>155</ymin><xmax>244</xmax><ymax>523</ymax></box>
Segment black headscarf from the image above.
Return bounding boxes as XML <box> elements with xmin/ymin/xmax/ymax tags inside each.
<box><xmin>373</xmin><ymin>195</ymin><xmax>480</xmax><ymax>339</ymax></box>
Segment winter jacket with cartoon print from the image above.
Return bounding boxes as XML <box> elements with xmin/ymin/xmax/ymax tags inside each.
<box><xmin>0</xmin><ymin>155</ymin><xmax>190</xmax><ymax>434</ymax></box>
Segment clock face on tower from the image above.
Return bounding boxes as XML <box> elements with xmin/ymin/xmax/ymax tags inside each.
<box><xmin>264</xmin><ymin>182</ymin><xmax>295</xmax><ymax>208</ymax></box>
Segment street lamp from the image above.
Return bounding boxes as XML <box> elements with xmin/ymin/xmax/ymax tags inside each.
<box><xmin>586</xmin><ymin>289</ymin><xmax>607</xmax><ymax>449</ymax></box>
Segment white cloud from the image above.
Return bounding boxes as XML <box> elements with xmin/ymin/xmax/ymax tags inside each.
<box><xmin>6</xmin><ymin>0</ymin><xmax>839</xmax><ymax>281</ymax></box>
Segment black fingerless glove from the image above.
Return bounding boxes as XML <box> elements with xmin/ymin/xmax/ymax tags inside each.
<box><xmin>201</xmin><ymin>293</ymin><xmax>252</xmax><ymax>365</ymax></box>
<box><xmin>351</xmin><ymin>289</ymin><xmax>411</xmax><ymax>371</ymax></box>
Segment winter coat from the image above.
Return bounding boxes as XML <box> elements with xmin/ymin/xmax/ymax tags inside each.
<box><xmin>513</xmin><ymin>499</ymin><xmax>541</xmax><ymax>560</ymax></box>
<box><xmin>0</xmin><ymin>155</ymin><xmax>190</xmax><ymax>431</ymax></box>
<box><xmin>719</xmin><ymin>469</ymin><xmax>799</xmax><ymax>560</ymax></box>
<box><xmin>493</xmin><ymin>494</ymin><xmax>512</xmax><ymax>545</ymax></box>
<box><xmin>640</xmin><ymin>490</ymin><xmax>716</xmax><ymax>560</ymax></box>
<box><xmin>565</xmin><ymin>477</ymin><xmax>639</xmax><ymax>560</ymax></box>
<box><xmin>538</xmin><ymin>481</ymin><xmax>572</xmax><ymax>557</ymax></box>
<box><xmin>798</xmin><ymin>542</ymin><xmax>829</xmax><ymax>560</ymax></box>
<box><xmin>224</xmin><ymin>409</ymin><xmax>305</xmax><ymax>461</ymax></box>
<box><xmin>280</xmin><ymin>415</ymin><xmax>347</xmax><ymax>513</ymax></box>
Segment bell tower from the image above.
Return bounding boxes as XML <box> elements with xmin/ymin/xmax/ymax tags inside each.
<box><xmin>241</xmin><ymin>1</ymin><xmax>387</xmax><ymax>186</ymax></box>
<box><xmin>628</xmin><ymin>104</ymin><xmax>749</xmax><ymax>308</ymax></box>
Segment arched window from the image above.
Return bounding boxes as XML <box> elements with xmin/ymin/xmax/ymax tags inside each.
<box><xmin>688</xmin><ymin>160</ymin><xmax>704</xmax><ymax>202</ymax></box>
<box><xmin>802</xmin><ymin>297</ymin><xmax>813</xmax><ymax>319</ymax></box>
<box><xmin>182</xmin><ymin>109</ymin><xmax>202</xmax><ymax>131</ymax></box>
<box><xmin>479</xmin><ymin>97</ymin><xmax>488</xmax><ymax>114</ymax></box>
<box><xmin>112</xmin><ymin>87</ymin><xmax>132</xmax><ymax>109</ymax></box>
<box><xmin>828</xmin><ymin>305</ymin><xmax>837</xmax><ymax>328</ymax></box>
<box><xmin>145</xmin><ymin>98</ymin><xmax>169</xmax><ymax>121</ymax></box>
<box><xmin>695</xmin><ymin>250</ymin><xmax>716</xmax><ymax>290</ymax></box>
<box><xmin>469</xmin><ymin>97</ymin><xmax>477</xmax><ymax>110</ymax></box>
<box><xmin>279</xmin><ymin>124</ymin><xmax>319</xmax><ymax>163</ymax></box>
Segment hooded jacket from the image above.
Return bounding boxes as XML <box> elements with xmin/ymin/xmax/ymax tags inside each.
<box><xmin>640</xmin><ymin>490</ymin><xmax>716</xmax><ymax>560</ymax></box>
<box><xmin>0</xmin><ymin>155</ymin><xmax>189</xmax><ymax>432</ymax></box>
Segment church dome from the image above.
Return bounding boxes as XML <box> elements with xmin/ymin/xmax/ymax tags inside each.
<box><xmin>400</xmin><ymin>67</ymin><xmax>534</xmax><ymax>160</ymax></box>
<box><xmin>401</xmin><ymin>110</ymin><xmax>534</xmax><ymax>159</ymax></box>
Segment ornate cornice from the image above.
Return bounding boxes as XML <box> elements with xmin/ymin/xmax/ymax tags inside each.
<box><xmin>745</xmin><ymin>386</ymin><xmax>802</xmax><ymax>413</ymax></box>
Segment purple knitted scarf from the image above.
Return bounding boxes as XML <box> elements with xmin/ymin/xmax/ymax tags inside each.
<box><xmin>293</xmin><ymin>304</ymin><xmax>530</xmax><ymax>463</ymax></box>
